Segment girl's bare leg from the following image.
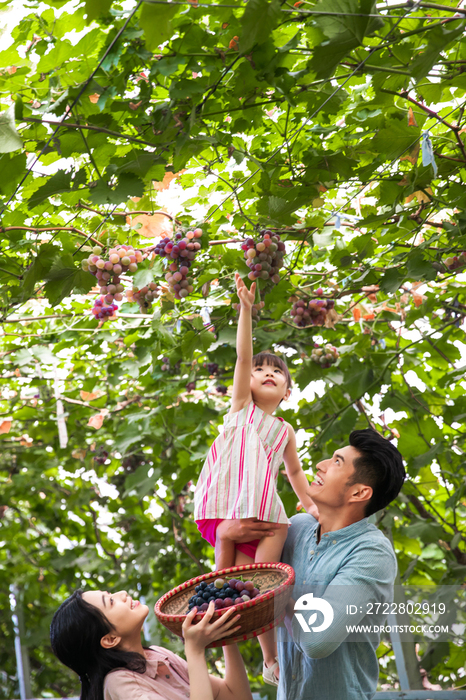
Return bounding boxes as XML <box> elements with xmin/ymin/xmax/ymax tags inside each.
<box><xmin>254</xmin><ymin>523</ymin><xmax>288</xmax><ymax>564</ymax></box>
<box><xmin>234</xmin><ymin>549</ymin><xmax>254</xmax><ymax>566</ymax></box>
<box><xmin>215</xmin><ymin>537</ymin><xmax>236</xmax><ymax>571</ymax></box>
<box><xmin>254</xmin><ymin>524</ymin><xmax>289</xmax><ymax>680</ymax></box>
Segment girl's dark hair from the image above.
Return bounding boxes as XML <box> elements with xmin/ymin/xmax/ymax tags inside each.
<box><xmin>50</xmin><ymin>590</ymin><xmax>146</xmax><ymax>700</ymax></box>
<box><xmin>347</xmin><ymin>429</ymin><xmax>406</xmax><ymax>517</ymax></box>
<box><xmin>252</xmin><ymin>352</ymin><xmax>292</xmax><ymax>390</ymax></box>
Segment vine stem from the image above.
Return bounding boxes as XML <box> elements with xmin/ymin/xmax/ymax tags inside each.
<box><xmin>0</xmin><ymin>226</ymin><xmax>103</xmax><ymax>246</ymax></box>
<box><xmin>77</xmin><ymin>202</ymin><xmax>179</xmax><ymax>221</ymax></box>
<box><xmin>0</xmin><ymin>267</ymin><xmax>22</xmax><ymax>279</ymax></box>
<box><xmin>22</xmin><ymin>117</ymin><xmax>164</xmax><ymax>149</ymax></box>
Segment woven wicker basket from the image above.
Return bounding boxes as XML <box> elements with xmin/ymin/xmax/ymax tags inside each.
<box><xmin>154</xmin><ymin>562</ymin><xmax>295</xmax><ymax>647</ymax></box>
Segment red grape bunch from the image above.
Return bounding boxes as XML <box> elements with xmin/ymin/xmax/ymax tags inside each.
<box><xmin>311</xmin><ymin>343</ymin><xmax>339</xmax><ymax>368</ymax></box>
<box><xmin>290</xmin><ymin>292</ymin><xmax>335</xmax><ymax>328</ymax></box>
<box><xmin>241</xmin><ymin>230</ymin><xmax>286</xmax><ymax>285</ymax></box>
<box><xmin>91</xmin><ymin>296</ymin><xmax>118</xmax><ymax>321</ymax></box>
<box><xmin>444</xmin><ymin>252</ymin><xmax>466</xmax><ymax>271</ymax></box>
<box><xmin>187</xmin><ymin>577</ymin><xmax>263</xmax><ymax>613</ymax></box>
<box><xmin>83</xmin><ymin>244</ymin><xmax>144</xmax><ymax>321</ymax></box>
<box><xmin>154</xmin><ymin>228</ymin><xmax>203</xmax><ymax>300</ymax></box>
<box><xmin>126</xmin><ymin>282</ymin><xmax>159</xmax><ymax>312</ymax></box>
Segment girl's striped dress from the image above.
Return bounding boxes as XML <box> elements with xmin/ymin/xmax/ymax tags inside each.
<box><xmin>194</xmin><ymin>401</ymin><xmax>290</xmax><ymax>524</ymax></box>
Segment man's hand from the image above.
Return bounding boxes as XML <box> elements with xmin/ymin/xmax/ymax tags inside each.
<box><xmin>216</xmin><ymin>517</ymin><xmax>281</xmax><ymax>543</ymax></box>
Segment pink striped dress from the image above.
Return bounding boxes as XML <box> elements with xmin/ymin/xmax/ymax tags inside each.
<box><xmin>194</xmin><ymin>401</ymin><xmax>290</xmax><ymax>524</ymax></box>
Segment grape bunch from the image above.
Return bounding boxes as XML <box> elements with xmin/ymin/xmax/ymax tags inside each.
<box><xmin>232</xmin><ymin>301</ymin><xmax>263</xmax><ymax>328</ymax></box>
<box><xmin>160</xmin><ymin>357</ymin><xmax>181</xmax><ymax>374</ymax></box>
<box><xmin>444</xmin><ymin>252</ymin><xmax>466</xmax><ymax>271</ymax></box>
<box><xmin>290</xmin><ymin>297</ymin><xmax>335</xmax><ymax>327</ymax></box>
<box><xmin>186</xmin><ymin>381</ymin><xmax>196</xmax><ymax>392</ymax></box>
<box><xmin>83</xmin><ymin>244</ymin><xmax>144</xmax><ymax>321</ymax></box>
<box><xmin>204</xmin><ymin>362</ymin><xmax>219</xmax><ymax>375</ymax></box>
<box><xmin>126</xmin><ymin>282</ymin><xmax>159</xmax><ymax>312</ymax></box>
<box><xmin>311</xmin><ymin>343</ymin><xmax>339</xmax><ymax>368</ymax></box>
<box><xmin>93</xmin><ymin>449</ymin><xmax>109</xmax><ymax>465</ymax></box>
<box><xmin>154</xmin><ymin>228</ymin><xmax>203</xmax><ymax>300</ymax></box>
<box><xmin>241</xmin><ymin>230</ymin><xmax>286</xmax><ymax>285</ymax></box>
<box><xmin>216</xmin><ymin>385</ymin><xmax>228</xmax><ymax>395</ymax></box>
<box><xmin>187</xmin><ymin>577</ymin><xmax>263</xmax><ymax>613</ymax></box>
<box><xmin>91</xmin><ymin>296</ymin><xmax>118</xmax><ymax>321</ymax></box>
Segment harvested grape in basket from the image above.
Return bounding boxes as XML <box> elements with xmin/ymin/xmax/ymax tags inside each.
<box><xmin>186</xmin><ymin>576</ymin><xmax>267</xmax><ymax>613</ymax></box>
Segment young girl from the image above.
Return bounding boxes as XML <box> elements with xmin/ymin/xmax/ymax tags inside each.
<box><xmin>194</xmin><ymin>272</ymin><xmax>317</xmax><ymax>686</ymax></box>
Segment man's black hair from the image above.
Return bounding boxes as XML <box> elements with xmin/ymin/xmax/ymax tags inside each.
<box><xmin>347</xmin><ymin>429</ymin><xmax>406</xmax><ymax>517</ymax></box>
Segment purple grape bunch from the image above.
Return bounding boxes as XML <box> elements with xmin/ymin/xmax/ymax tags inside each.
<box><xmin>290</xmin><ymin>297</ymin><xmax>335</xmax><ymax>327</ymax></box>
<box><xmin>241</xmin><ymin>230</ymin><xmax>286</xmax><ymax>285</ymax></box>
<box><xmin>154</xmin><ymin>228</ymin><xmax>203</xmax><ymax>300</ymax></box>
<box><xmin>94</xmin><ymin>449</ymin><xmax>109</xmax><ymax>465</ymax></box>
<box><xmin>91</xmin><ymin>296</ymin><xmax>118</xmax><ymax>320</ymax></box>
<box><xmin>187</xmin><ymin>577</ymin><xmax>262</xmax><ymax>613</ymax></box>
<box><xmin>82</xmin><ymin>244</ymin><xmax>143</xmax><ymax>322</ymax></box>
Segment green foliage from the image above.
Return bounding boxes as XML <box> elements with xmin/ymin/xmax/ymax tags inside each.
<box><xmin>1</xmin><ymin>0</ymin><xmax>466</xmax><ymax>697</ymax></box>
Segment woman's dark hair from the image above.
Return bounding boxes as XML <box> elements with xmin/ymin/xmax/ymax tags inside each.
<box><xmin>347</xmin><ymin>429</ymin><xmax>406</xmax><ymax>517</ymax></box>
<box><xmin>252</xmin><ymin>352</ymin><xmax>292</xmax><ymax>390</ymax></box>
<box><xmin>50</xmin><ymin>590</ymin><xmax>146</xmax><ymax>700</ymax></box>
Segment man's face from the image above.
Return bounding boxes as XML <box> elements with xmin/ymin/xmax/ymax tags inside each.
<box><xmin>309</xmin><ymin>445</ymin><xmax>363</xmax><ymax>509</ymax></box>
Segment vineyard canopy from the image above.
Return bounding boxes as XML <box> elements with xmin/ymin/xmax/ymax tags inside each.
<box><xmin>1</xmin><ymin>0</ymin><xmax>466</xmax><ymax>696</ymax></box>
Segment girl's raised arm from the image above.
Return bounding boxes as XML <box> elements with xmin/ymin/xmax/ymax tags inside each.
<box><xmin>283</xmin><ymin>425</ymin><xmax>318</xmax><ymax>516</ymax></box>
<box><xmin>230</xmin><ymin>272</ymin><xmax>255</xmax><ymax>414</ymax></box>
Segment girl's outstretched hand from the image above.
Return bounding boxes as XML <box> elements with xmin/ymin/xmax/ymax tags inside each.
<box><xmin>235</xmin><ymin>272</ymin><xmax>256</xmax><ymax>311</ymax></box>
<box><xmin>182</xmin><ymin>602</ymin><xmax>241</xmax><ymax>653</ymax></box>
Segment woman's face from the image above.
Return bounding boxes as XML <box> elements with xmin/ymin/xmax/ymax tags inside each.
<box><xmin>82</xmin><ymin>590</ymin><xmax>149</xmax><ymax>643</ymax></box>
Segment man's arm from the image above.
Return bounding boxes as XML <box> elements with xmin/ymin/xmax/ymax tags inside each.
<box><xmin>216</xmin><ymin>517</ymin><xmax>281</xmax><ymax>544</ymax></box>
<box><xmin>287</xmin><ymin>537</ymin><xmax>397</xmax><ymax>659</ymax></box>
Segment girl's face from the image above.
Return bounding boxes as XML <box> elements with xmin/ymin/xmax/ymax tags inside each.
<box><xmin>82</xmin><ymin>590</ymin><xmax>149</xmax><ymax>643</ymax></box>
<box><xmin>250</xmin><ymin>362</ymin><xmax>290</xmax><ymax>405</ymax></box>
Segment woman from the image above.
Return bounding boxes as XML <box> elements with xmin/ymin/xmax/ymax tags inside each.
<box><xmin>50</xmin><ymin>589</ymin><xmax>253</xmax><ymax>700</ymax></box>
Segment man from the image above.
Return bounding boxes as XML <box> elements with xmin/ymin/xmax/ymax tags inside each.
<box><xmin>216</xmin><ymin>428</ymin><xmax>406</xmax><ymax>699</ymax></box>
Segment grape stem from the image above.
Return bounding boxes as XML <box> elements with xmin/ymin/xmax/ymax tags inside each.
<box><xmin>0</xmin><ymin>226</ymin><xmax>103</xmax><ymax>246</ymax></box>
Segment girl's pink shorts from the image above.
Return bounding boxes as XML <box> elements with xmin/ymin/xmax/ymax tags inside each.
<box><xmin>195</xmin><ymin>518</ymin><xmax>260</xmax><ymax>560</ymax></box>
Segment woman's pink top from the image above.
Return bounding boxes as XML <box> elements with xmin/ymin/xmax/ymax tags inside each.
<box><xmin>104</xmin><ymin>646</ymin><xmax>191</xmax><ymax>700</ymax></box>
